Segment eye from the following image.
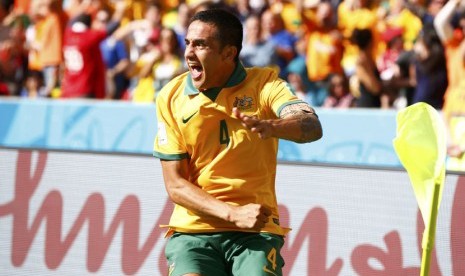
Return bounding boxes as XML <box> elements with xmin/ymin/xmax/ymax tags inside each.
<box><xmin>195</xmin><ymin>41</ymin><xmax>207</xmax><ymax>49</ymax></box>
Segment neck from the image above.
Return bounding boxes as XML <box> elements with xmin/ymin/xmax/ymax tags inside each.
<box><xmin>217</xmin><ymin>62</ymin><xmax>237</xmax><ymax>88</ymax></box>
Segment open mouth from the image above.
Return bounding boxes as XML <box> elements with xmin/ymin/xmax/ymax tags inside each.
<box><xmin>190</xmin><ymin>65</ymin><xmax>203</xmax><ymax>80</ymax></box>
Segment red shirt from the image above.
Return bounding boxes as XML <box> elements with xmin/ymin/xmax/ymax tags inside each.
<box><xmin>61</xmin><ymin>27</ymin><xmax>107</xmax><ymax>98</ymax></box>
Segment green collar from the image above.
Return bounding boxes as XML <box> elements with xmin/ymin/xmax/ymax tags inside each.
<box><xmin>184</xmin><ymin>63</ymin><xmax>247</xmax><ymax>101</ymax></box>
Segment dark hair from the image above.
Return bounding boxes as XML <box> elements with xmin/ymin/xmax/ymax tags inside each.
<box><xmin>189</xmin><ymin>9</ymin><xmax>243</xmax><ymax>61</ymax></box>
<box><xmin>417</xmin><ymin>24</ymin><xmax>446</xmax><ymax>73</ymax></box>
<box><xmin>351</xmin><ymin>28</ymin><xmax>373</xmax><ymax>50</ymax></box>
<box><xmin>74</xmin><ymin>13</ymin><xmax>92</xmax><ymax>28</ymax></box>
<box><xmin>0</xmin><ymin>0</ymin><xmax>13</xmax><ymax>12</ymax></box>
<box><xmin>27</xmin><ymin>70</ymin><xmax>44</xmax><ymax>81</ymax></box>
<box><xmin>163</xmin><ymin>27</ymin><xmax>181</xmax><ymax>54</ymax></box>
<box><xmin>328</xmin><ymin>73</ymin><xmax>349</xmax><ymax>93</ymax></box>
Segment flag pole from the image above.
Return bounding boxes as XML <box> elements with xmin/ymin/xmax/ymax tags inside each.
<box><xmin>420</xmin><ymin>181</ymin><xmax>442</xmax><ymax>276</ymax></box>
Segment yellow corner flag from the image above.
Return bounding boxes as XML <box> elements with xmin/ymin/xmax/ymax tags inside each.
<box><xmin>392</xmin><ymin>102</ymin><xmax>446</xmax><ymax>276</ymax></box>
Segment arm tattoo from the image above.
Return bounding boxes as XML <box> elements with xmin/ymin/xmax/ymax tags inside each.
<box><xmin>280</xmin><ymin>103</ymin><xmax>322</xmax><ymax>143</ymax></box>
<box><xmin>280</xmin><ymin>103</ymin><xmax>315</xmax><ymax>118</ymax></box>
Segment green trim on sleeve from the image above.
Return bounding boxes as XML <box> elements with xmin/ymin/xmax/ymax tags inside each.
<box><xmin>276</xmin><ymin>100</ymin><xmax>307</xmax><ymax>117</ymax></box>
<box><xmin>153</xmin><ymin>151</ymin><xmax>189</xmax><ymax>160</ymax></box>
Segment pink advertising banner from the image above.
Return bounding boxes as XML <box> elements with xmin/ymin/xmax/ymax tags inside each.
<box><xmin>0</xmin><ymin>149</ymin><xmax>464</xmax><ymax>275</ymax></box>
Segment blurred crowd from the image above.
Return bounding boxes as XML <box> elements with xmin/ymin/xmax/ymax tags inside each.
<box><xmin>0</xmin><ymin>0</ymin><xmax>465</xmax><ymax>163</ymax></box>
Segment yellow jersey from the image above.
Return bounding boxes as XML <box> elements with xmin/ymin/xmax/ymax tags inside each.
<box><xmin>153</xmin><ymin>64</ymin><xmax>304</xmax><ymax>235</ymax></box>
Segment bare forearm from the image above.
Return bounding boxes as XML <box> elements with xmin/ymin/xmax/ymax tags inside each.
<box><xmin>113</xmin><ymin>59</ymin><xmax>129</xmax><ymax>75</ymax></box>
<box><xmin>166</xmin><ymin>177</ymin><xmax>233</xmax><ymax>222</ymax></box>
<box><xmin>434</xmin><ymin>0</ymin><xmax>459</xmax><ymax>42</ymax></box>
<box><xmin>271</xmin><ymin>111</ymin><xmax>322</xmax><ymax>143</ymax></box>
<box><xmin>233</xmin><ymin>103</ymin><xmax>323</xmax><ymax>143</ymax></box>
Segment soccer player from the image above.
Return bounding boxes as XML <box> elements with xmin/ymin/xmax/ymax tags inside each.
<box><xmin>153</xmin><ymin>9</ymin><xmax>323</xmax><ymax>276</ymax></box>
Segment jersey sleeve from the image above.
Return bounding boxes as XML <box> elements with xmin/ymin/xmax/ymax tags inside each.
<box><xmin>261</xmin><ymin>70</ymin><xmax>307</xmax><ymax>117</ymax></box>
<box><xmin>153</xmin><ymin>86</ymin><xmax>189</xmax><ymax>160</ymax></box>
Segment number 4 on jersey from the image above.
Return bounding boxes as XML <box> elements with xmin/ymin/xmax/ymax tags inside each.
<box><xmin>219</xmin><ymin>120</ymin><xmax>230</xmax><ymax>145</ymax></box>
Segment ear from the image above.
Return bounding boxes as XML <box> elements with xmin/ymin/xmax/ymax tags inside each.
<box><xmin>222</xmin><ymin>45</ymin><xmax>238</xmax><ymax>61</ymax></box>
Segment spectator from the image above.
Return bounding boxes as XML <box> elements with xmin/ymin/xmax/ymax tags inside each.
<box><xmin>172</xmin><ymin>2</ymin><xmax>191</xmax><ymax>54</ymax></box>
<box><xmin>337</xmin><ymin>0</ymin><xmax>380</xmax><ymax>74</ymax></box>
<box><xmin>25</xmin><ymin>0</ymin><xmax>42</xmax><ymax>75</ymax></box>
<box><xmin>128</xmin><ymin>27</ymin><xmax>185</xmax><ymax>102</ymax></box>
<box><xmin>0</xmin><ymin>0</ymin><xmax>13</xmax><ymax>40</ymax></box>
<box><xmin>29</xmin><ymin>0</ymin><xmax>64</xmax><ymax>97</ymax></box>
<box><xmin>247</xmin><ymin>0</ymin><xmax>268</xmax><ymax>14</ymax></box>
<box><xmin>232</xmin><ymin>0</ymin><xmax>254</xmax><ymax>22</ymax></box>
<box><xmin>410</xmin><ymin>24</ymin><xmax>448</xmax><ymax>109</ymax></box>
<box><xmin>128</xmin><ymin>2</ymin><xmax>163</xmax><ymax>62</ymax></box>
<box><xmin>95</xmin><ymin>7</ymin><xmax>130</xmax><ymax>99</ymax></box>
<box><xmin>0</xmin><ymin>0</ymin><xmax>28</xmax><ymax>96</ymax></box>
<box><xmin>261</xmin><ymin>8</ymin><xmax>297</xmax><ymax>78</ymax></box>
<box><xmin>152</xmin><ymin>27</ymin><xmax>185</xmax><ymax>92</ymax></box>
<box><xmin>323</xmin><ymin>73</ymin><xmax>355</xmax><ymax>108</ymax></box>
<box><xmin>240</xmin><ymin>13</ymin><xmax>279</xmax><ymax>69</ymax></box>
<box><xmin>128</xmin><ymin>30</ymin><xmax>161</xmax><ymax>102</ymax></box>
<box><xmin>104</xmin><ymin>0</ymin><xmax>152</xmax><ymax>22</ymax></box>
<box><xmin>14</xmin><ymin>0</ymin><xmax>30</xmax><ymax>14</ymax></box>
<box><xmin>61</xmin><ymin>0</ymin><xmax>126</xmax><ymax>98</ymax></box>
<box><xmin>64</xmin><ymin>0</ymin><xmax>103</xmax><ymax>19</ymax></box>
<box><xmin>404</xmin><ymin>0</ymin><xmax>446</xmax><ymax>25</ymax></box>
<box><xmin>381</xmin><ymin>0</ymin><xmax>422</xmax><ymax>50</ymax></box>
<box><xmin>297</xmin><ymin>0</ymin><xmax>344</xmax><ymax>101</ymax></box>
<box><xmin>434</xmin><ymin>0</ymin><xmax>465</xmax><ymax>114</ymax></box>
<box><xmin>286</xmin><ymin>34</ymin><xmax>327</xmax><ymax>106</ymax></box>
<box><xmin>351</xmin><ymin>28</ymin><xmax>383</xmax><ymax>108</ymax></box>
<box><xmin>434</xmin><ymin>0</ymin><xmax>465</xmax><ymax>168</ymax></box>
<box><xmin>268</xmin><ymin>0</ymin><xmax>302</xmax><ymax>35</ymax></box>
<box><xmin>20</xmin><ymin>70</ymin><xmax>46</xmax><ymax>98</ymax></box>
<box><xmin>0</xmin><ymin>0</ymin><xmax>15</xmax><ymax>95</ymax></box>
<box><xmin>377</xmin><ymin>27</ymin><xmax>406</xmax><ymax>108</ymax></box>
<box><xmin>378</xmin><ymin>27</ymin><xmax>404</xmax><ymax>82</ymax></box>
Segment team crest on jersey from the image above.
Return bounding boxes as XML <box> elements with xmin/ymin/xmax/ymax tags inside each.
<box><xmin>233</xmin><ymin>95</ymin><xmax>254</xmax><ymax>111</ymax></box>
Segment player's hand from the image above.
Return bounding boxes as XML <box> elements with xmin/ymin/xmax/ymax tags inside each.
<box><xmin>233</xmin><ymin>107</ymin><xmax>273</xmax><ymax>139</ymax></box>
<box><xmin>229</xmin><ymin>203</ymin><xmax>271</xmax><ymax>230</ymax></box>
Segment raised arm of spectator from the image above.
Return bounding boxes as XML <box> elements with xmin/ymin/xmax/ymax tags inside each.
<box><xmin>65</xmin><ymin>0</ymin><xmax>93</xmax><ymax>19</ymax></box>
<box><xmin>294</xmin><ymin>0</ymin><xmax>317</xmax><ymax>30</ymax></box>
<box><xmin>434</xmin><ymin>0</ymin><xmax>460</xmax><ymax>43</ymax></box>
<box><xmin>105</xmin><ymin>0</ymin><xmax>127</xmax><ymax>36</ymax></box>
<box><xmin>111</xmin><ymin>19</ymin><xmax>152</xmax><ymax>41</ymax></box>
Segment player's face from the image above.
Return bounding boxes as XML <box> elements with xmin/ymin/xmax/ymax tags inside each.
<box><xmin>184</xmin><ymin>20</ymin><xmax>230</xmax><ymax>90</ymax></box>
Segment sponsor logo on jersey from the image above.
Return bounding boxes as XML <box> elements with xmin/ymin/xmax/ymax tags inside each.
<box><xmin>182</xmin><ymin>111</ymin><xmax>198</xmax><ymax>124</ymax></box>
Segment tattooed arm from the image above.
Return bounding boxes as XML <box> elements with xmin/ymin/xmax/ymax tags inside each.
<box><xmin>232</xmin><ymin>102</ymin><xmax>323</xmax><ymax>143</ymax></box>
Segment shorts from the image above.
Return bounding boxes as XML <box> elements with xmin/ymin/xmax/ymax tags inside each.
<box><xmin>165</xmin><ymin>231</ymin><xmax>285</xmax><ymax>276</ymax></box>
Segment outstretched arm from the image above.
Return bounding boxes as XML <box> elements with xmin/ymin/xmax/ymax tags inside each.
<box><xmin>233</xmin><ymin>102</ymin><xmax>323</xmax><ymax>143</ymax></box>
<box><xmin>434</xmin><ymin>0</ymin><xmax>461</xmax><ymax>43</ymax></box>
<box><xmin>160</xmin><ymin>159</ymin><xmax>271</xmax><ymax>230</ymax></box>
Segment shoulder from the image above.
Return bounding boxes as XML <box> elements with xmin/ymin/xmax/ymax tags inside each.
<box><xmin>157</xmin><ymin>71</ymin><xmax>189</xmax><ymax>99</ymax></box>
<box><xmin>245</xmin><ymin>66</ymin><xmax>279</xmax><ymax>80</ymax></box>
<box><xmin>244</xmin><ymin>66</ymin><xmax>285</xmax><ymax>90</ymax></box>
